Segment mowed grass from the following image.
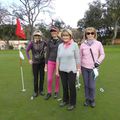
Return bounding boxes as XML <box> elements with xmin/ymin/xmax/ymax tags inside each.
<box><xmin>0</xmin><ymin>45</ymin><xmax>120</xmax><ymax>120</ymax></box>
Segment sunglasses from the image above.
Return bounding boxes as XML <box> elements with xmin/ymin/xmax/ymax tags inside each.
<box><xmin>50</xmin><ymin>30</ymin><xmax>57</xmax><ymax>32</ymax></box>
<box><xmin>86</xmin><ymin>32</ymin><xmax>95</xmax><ymax>35</ymax></box>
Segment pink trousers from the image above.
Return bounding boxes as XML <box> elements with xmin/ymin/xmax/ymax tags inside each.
<box><xmin>47</xmin><ymin>61</ymin><xmax>60</xmax><ymax>93</ymax></box>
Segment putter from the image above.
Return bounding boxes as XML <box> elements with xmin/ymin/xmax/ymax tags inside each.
<box><xmin>57</xmin><ymin>98</ymin><xmax>62</xmax><ymax>102</ymax></box>
<box><xmin>22</xmin><ymin>89</ymin><xmax>26</xmax><ymax>92</ymax></box>
<box><xmin>76</xmin><ymin>71</ymin><xmax>81</xmax><ymax>90</ymax></box>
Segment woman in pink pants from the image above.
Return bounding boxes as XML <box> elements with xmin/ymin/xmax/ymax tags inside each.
<box><xmin>44</xmin><ymin>26</ymin><xmax>62</xmax><ymax>100</ymax></box>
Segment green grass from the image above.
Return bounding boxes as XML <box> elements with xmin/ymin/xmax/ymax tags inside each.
<box><xmin>0</xmin><ymin>46</ymin><xmax>120</xmax><ymax>120</ymax></box>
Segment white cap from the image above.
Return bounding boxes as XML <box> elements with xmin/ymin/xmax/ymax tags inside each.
<box><xmin>33</xmin><ymin>30</ymin><xmax>42</xmax><ymax>36</ymax></box>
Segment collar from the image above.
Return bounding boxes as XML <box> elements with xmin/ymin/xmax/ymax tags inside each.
<box><xmin>84</xmin><ymin>39</ymin><xmax>95</xmax><ymax>46</ymax></box>
<box><xmin>63</xmin><ymin>39</ymin><xmax>73</xmax><ymax>48</ymax></box>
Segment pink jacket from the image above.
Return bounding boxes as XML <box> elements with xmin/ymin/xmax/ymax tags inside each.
<box><xmin>80</xmin><ymin>40</ymin><xmax>105</xmax><ymax>70</ymax></box>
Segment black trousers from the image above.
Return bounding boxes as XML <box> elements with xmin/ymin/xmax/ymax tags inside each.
<box><xmin>59</xmin><ymin>71</ymin><xmax>76</xmax><ymax>106</ymax></box>
<box><xmin>32</xmin><ymin>62</ymin><xmax>45</xmax><ymax>94</ymax></box>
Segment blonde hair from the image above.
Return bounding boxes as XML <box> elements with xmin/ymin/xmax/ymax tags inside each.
<box><xmin>83</xmin><ymin>27</ymin><xmax>97</xmax><ymax>40</ymax></box>
<box><xmin>61</xmin><ymin>29</ymin><xmax>73</xmax><ymax>38</ymax></box>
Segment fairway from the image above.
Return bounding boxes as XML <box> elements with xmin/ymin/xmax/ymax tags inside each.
<box><xmin>0</xmin><ymin>46</ymin><xmax>120</xmax><ymax>120</ymax></box>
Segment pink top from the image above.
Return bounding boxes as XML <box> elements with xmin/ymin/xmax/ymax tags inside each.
<box><xmin>80</xmin><ymin>40</ymin><xmax>105</xmax><ymax>70</ymax></box>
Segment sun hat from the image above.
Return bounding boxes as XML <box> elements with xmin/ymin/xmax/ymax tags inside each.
<box><xmin>33</xmin><ymin>30</ymin><xmax>42</xmax><ymax>36</ymax></box>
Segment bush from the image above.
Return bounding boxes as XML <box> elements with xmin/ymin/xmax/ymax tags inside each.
<box><xmin>9</xmin><ymin>45</ymin><xmax>14</xmax><ymax>49</ymax></box>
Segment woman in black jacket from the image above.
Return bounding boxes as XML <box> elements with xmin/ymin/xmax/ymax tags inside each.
<box><xmin>44</xmin><ymin>26</ymin><xmax>62</xmax><ymax>100</ymax></box>
<box><xmin>26</xmin><ymin>30</ymin><xmax>47</xmax><ymax>99</ymax></box>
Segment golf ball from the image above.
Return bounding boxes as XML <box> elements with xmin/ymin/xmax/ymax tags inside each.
<box><xmin>100</xmin><ymin>88</ymin><xmax>104</xmax><ymax>92</ymax></box>
<box><xmin>30</xmin><ymin>96</ymin><xmax>34</xmax><ymax>100</ymax></box>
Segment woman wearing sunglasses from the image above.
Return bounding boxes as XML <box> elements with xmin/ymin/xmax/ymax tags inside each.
<box><xmin>80</xmin><ymin>27</ymin><xmax>105</xmax><ymax>108</ymax></box>
<box><xmin>26</xmin><ymin>30</ymin><xmax>47</xmax><ymax>99</ymax></box>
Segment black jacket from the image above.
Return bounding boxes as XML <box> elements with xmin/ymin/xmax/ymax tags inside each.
<box><xmin>45</xmin><ymin>38</ymin><xmax>62</xmax><ymax>64</ymax></box>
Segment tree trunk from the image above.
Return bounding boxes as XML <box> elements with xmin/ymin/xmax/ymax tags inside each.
<box><xmin>5</xmin><ymin>40</ymin><xmax>9</xmax><ymax>49</ymax></box>
<box><xmin>112</xmin><ymin>21</ymin><xmax>118</xmax><ymax>45</ymax></box>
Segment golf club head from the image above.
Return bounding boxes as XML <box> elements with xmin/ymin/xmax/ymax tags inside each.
<box><xmin>22</xmin><ymin>89</ymin><xmax>26</xmax><ymax>92</ymax></box>
<box><xmin>57</xmin><ymin>98</ymin><xmax>62</xmax><ymax>102</ymax></box>
<box><xmin>30</xmin><ymin>96</ymin><xmax>34</xmax><ymax>100</ymax></box>
<box><xmin>76</xmin><ymin>83</ymin><xmax>81</xmax><ymax>90</ymax></box>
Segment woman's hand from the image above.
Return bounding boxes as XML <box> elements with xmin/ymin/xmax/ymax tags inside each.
<box><xmin>56</xmin><ymin>62</ymin><xmax>60</xmax><ymax>77</ymax></box>
<box><xmin>44</xmin><ymin>64</ymin><xmax>47</xmax><ymax>72</ymax></box>
<box><xmin>56</xmin><ymin>70</ymin><xmax>60</xmax><ymax>77</ymax></box>
<box><xmin>77</xmin><ymin>69</ymin><xmax>81</xmax><ymax>76</ymax></box>
<box><xmin>29</xmin><ymin>59</ymin><xmax>33</xmax><ymax>64</ymax></box>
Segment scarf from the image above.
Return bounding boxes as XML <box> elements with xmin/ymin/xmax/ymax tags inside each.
<box><xmin>63</xmin><ymin>39</ymin><xmax>73</xmax><ymax>48</ymax></box>
<box><xmin>84</xmin><ymin>39</ymin><xmax>95</xmax><ymax>46</ymax></box>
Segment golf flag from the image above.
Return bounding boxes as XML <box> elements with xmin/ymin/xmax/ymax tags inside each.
<box><xmin>16</xmin><ymin>19</ymin><xmax>26</xmax><ymax>92</ymax></box>
<box><xmin>18</xmin><ymin>45</ymin><xmax>24</xmax><ymax>60</ymax></box>
<box><xmin>15</xmin><ymin>18</ymin><xmax>26</xmax><ymax>39</ymax></box>
<box><xmin>19</xmin><ymin>51</ymin><xmax>24</xmax><ymax>60</ymax></box>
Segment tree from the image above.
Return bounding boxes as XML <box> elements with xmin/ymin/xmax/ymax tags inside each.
<box><xmin>72</xmin><ymin>28</ymin><xmax>83</xmax><ymax>43</ymax></box>
<box><xmin>0</xmin><ymin>24</ymin><xmax>17</xmax><ymax>49</ymax></box>
<box><xmin>77</xmin><ymin>0</ymin><xmax>120</xmax><ymax>44</ymax></box>
<box><xmin>105</xmin><ymin>0</ymin><xmax>120</xmax><ymax>44</ymax></box>
<box><xmin>0</xmin><ymin>3</ymin><xmax>17</xmax><ymax>49</ymax></box>
<box><xmin>77</xmin><ymin>0</ymin><xmax>103</xmax><ymax>30</ymax></box>
<box><xmin>35</xmin><ymin>23</ymin><xmax>50</xmax><ymax>40</ymax></box>
<box><xmin>77</xmin><ymin>18</ymin><xmax>86</xmax><ymax>31</ymax></box>
<box><xmin>77</xmin><ymin>0</ymin><xmax>106</xmax><ymax>43</ymax></box>
<box><xmin>0</xmin><ymin>4</ymin><xmax>9</xmax><ymax>25</ymax></box>
<box><xmin>11</xmin><ymin>0</ymin><xmax>53</xmax><ymax>40</ymax></box>
<box><xmin>53</xmin><ymin>19</ymin><xmax>65</xmax><ymax>29</ymax></box>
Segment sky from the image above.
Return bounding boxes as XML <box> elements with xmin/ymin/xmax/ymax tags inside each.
<box><xmin>1</xmin><ymin>0</ymin><xmax>105</xmax><ymax>28</ymax></box>
<box><xmin>54</xmin><ymin>0</ymin><xmax>105</xmax><ymax>28</ymax></box>
<box><xmin>55</xmin><ymin>0</ymin><xmax>96</xmax><ymax>28</ymax></box>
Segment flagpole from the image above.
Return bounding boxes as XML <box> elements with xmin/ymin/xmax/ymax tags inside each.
<box><xmin>18</xmin><ymin>40</ymin><xmax>26</xmax><ymax>92</ymax></box>
<box><xmin>16</xmin><ymin>18</ymin><xmax>26</xmax><ymax>92</ymax></box>
<box><xmin>20</xmin><ymin>62</ymin><xmax>26</xmax><ymax>92</ymax></box>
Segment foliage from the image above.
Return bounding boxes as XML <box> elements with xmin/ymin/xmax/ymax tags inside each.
<box><xmin>53</xmin><ymin>19</ymin><xmax>65</xmax><ymax>29</ymax></box>
<box><xmin>0</xmin><ymin>4</ymin><xmax>9</xmax><ymax>25</ymax></box>
<box><xmin>0</xmin><ymin>24</ymin><xmax>17</xmax><ymax>40</ymax></box>
<box><xmin>8</xmin><ymin>45</ymin><xmax>14</xmax><ymax>49</ymax></box>
<box><xmin>0</xmin><ymin>0</ymin><xmax>53</xmax><ymax>40</ymax></box>
<box><xmin>77</xmin><ymin>0</ymin><xmax>120</xmax><ymax>44</ymax></box>
<box><xmin>105</xmin><ymin>0</ymin><xmax>120</xmax><ymax>43</ymax></box>
<box><xmin>77</xmin><ymin>0</ymin><xmax>103</xmax><ymax>29</ymax></box>
<box><xmin>35</xmin><ymin>23</ymin><xmax>51</xmax><ymax>40</ymax></box>
<box><xmin>11</xmin><ymin>0</ymin><xmax>53</xmax><ymax>40</ymax></box>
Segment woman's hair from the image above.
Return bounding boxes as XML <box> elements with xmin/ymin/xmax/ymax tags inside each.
<box><xmin>82</xmin><ymin>27</ymin><xmax>97</xmax><ymax>40</ymax></box>
<box><xmin>61</xmin><ymin>29</ymin><xmax>73</xmax><ymax>38</ymax></box>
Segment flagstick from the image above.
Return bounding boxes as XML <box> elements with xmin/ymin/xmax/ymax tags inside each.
<box><xmin>18</xmin><ymin>41</ymin><xmax>26</xmax><ymax>92</ymax></box>
<box><xmin>16</xmin><ymin>18</ymin><xmax>26</xmax><ymax>92</ymax></box>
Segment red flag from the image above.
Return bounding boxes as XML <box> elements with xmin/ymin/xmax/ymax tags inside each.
<box><xmin>15</xmin><ymin>18</ymin><xmax>26</xmax><ymax>39</ymax></box>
